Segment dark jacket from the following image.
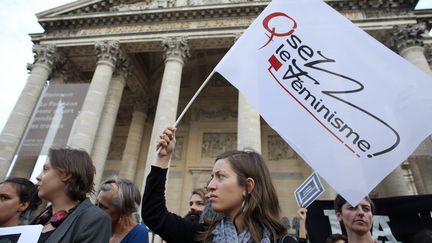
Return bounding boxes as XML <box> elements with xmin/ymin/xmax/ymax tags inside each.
<box><xmin>32</xmin><ymin>198</ymin><xmax>111</xmax><ymax>243</ymax></box>
<box><xmin>141</xmin><ymin>166</ymin><xmax>298</xmax><ymax>243</ymax></box>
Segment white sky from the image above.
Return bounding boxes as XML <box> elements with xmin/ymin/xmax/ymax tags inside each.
<box><xmin>0</xmin><ymin>0</ymin><xmax>75</xmax><ymax>132</ymax></box>
<box><xmin>416</xmin><ymin>0</ymin><xmax>432</xmax><ymax>9</ymax></box>
<box><xmin>0</xmin><ymin>0</ymin><xmax>431</xmax><ymax>132</ymax></box>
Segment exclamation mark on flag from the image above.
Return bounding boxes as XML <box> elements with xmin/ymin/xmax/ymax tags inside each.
<box><xmin>269</xmin><ymin>54</ymin><xmax>282</xmax><ymax>71</ymax></box>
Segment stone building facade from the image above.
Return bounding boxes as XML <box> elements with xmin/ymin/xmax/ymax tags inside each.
<box><xmin>0</xmin><ymin>0</ymin><xmax>431</xmax><ymax>220</ymax></box>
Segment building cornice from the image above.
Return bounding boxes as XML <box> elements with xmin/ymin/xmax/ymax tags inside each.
<box><xmin>38</xmin><ymin>3</ymin><xmax>267</xmax><ymax>29</ymax></box>
<box><xmin>37</xmin><ymin>0</ymin><xmax>420</xmax><ymax>30</ymax></box>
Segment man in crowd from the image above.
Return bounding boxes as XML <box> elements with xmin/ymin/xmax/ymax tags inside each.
<box><xmin>184</xmin><ymin>188</ymin><xmax>206</xmax><ymax>222</ymax></box>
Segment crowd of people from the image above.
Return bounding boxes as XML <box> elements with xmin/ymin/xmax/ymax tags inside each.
<box><xmin>0</xmin><ymin>126</ymin><xmax>430</xmax><ymax>242</ymax></box>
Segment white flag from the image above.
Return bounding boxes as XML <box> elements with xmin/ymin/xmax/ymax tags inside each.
<box><xmin>214</xmin><ymin>0</ymin><xmax>432</xmax><ymax>205</ymax></box>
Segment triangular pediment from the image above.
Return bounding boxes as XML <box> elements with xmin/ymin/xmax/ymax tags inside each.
<box><xmin>35</xmin><ymin>0</ymin><xmax>271</xmax><ymax>30</ymax></box>
<box><xmin>36</xmin><ymin>0</ymin><xmax>419</xmax><ymax>19</ymax></box>
<box><xmin>36</xmin><ymin>0</ymin><xmax>265</xmax><ymax>18</ymax></box>
<box><xmin>36</xmin><ymin>0</ymin><xmax>153</xmax><ymax>18</ymax></box>
<box><xmin>35</xmin><ymin>0</ymin><xmax>418</xmax><ymax>31</ymax></box>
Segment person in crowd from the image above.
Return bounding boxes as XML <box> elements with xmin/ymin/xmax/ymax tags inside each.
<box><xmin>97</xmin><ymin>177</ymin><xmax>149</xmax><ymax>243</ymax></box>
<box><xmin>297</xmin><ymin>207</ymin><xmax>308</xmax><ymax>243</ymax></box>
<box><xmin>334</xmin><ymin>194</ymin><xmax>375</xmax><ymax>243</ymax></box>
<box><xmin>0</xmin><ymin>177</ymin><xmax>41</xmax><ymax>227</ymax></box>
<box><xmin>184</xmin><ymin>188</ymin><xmax>206</xmax><ymax>222</ymax></box>
<box><xmin>326</xmin><ymin>233</ymin><xmax>347</xmax><ymax>243</ymax></box>
<box><xmin>142</xmin><ymin>127</ymin><xmax>297</xmax><ymax>243</ymax></box>
<box><xmin>31</xmin><ymin>147</ymin><xmax>111</xmax><ymax>243</ymax></box>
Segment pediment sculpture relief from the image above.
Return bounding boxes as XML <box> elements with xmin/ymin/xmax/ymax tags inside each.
<box><xmin>112</xmin><ymin>0</ymin><xmax>263</xmax><ymax>11</ymax></box>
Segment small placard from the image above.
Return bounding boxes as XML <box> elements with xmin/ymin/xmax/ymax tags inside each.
<box><xmin>0</xmin><ymin>225</ymin><xmax>43</xmax><ymax>243</ymax></box>
<box><xmin>294</xmin><ymin>172</ymin><xmax>325</xmax><ymax>208</ymax></box>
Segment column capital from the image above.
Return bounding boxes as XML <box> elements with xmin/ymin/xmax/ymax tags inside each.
<box><xmin>32</xmin><ymin>44</ymin><xmax>59</xmax><ymax>71</ymax></box>
<box><xmin>95</xmin><ymin>40</ymin><xmax>121</xmax><ymax>67</ymax></box>
<box><xmin>390</xmin><ymin>23</ymin><xmax>428</xmax><ymax>53</ymax></box>
<box><xmin>114</xmin><ymin>50</ymin><xmax>131</xmax><ymax>82</ymax></box>
<box><xmin>26</xmin><ymin>63</ymin><xmax>34</xmax><ymax>73</ymax></box>
<box><xmin>162</xmin><ymin>36</ymin><xmax>190</xmax><ymax>64</ymax></box>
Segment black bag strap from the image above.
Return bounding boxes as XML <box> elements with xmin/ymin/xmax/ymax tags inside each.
<box><xmin>278</xmin><ymin>234</ymin><xmax>289</xmax><ymax>243</ymax></box>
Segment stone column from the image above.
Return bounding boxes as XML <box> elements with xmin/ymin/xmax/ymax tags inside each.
<box><xmin>91</xmin><ymin>61</ymin><xmax>129</xmax><ymax>189</ymax></box>
<box><xmin>0</xmin><ymin>44</ymin><xmax>57</xmax><ymax>179</ymax></box>
<box><xmin>401</xmin><ymin>46</ymin><xmax>432</xmax><ymax>74</ymax></box>
<box><xmin>425</xmin><ymin>45</ymin><xmax>432</xmax><ymax>71</ymax></box>
<box><xmin>376</xmin><ymin>165</ymin><xmax>412</xmax><ymax>196</ymax></box>
<box><xmin>409</xmin><ymin>155</ymin><xmax>432</xmax><ymax>194</ymax></box>
<box><xmin>119</xmin><ymin>104</ymin><xmax>148</xmax><ymax>180</ymax></box>
<box><xmin>390</xmin><ymin>23</ymin><xmax>432</xmax><ymax>195</ymax></box>
<box><xmin>68</xmin><ymin>41</ymin><xmax>120</xmax><ymax>153</ymax></box>
<box><xmin>392</xmin><ymin>23</ymin><xmax>432</xmax><ymax>74</ymax></box>
<box><xmin>236</xmin><ymin>33</ymin><xmax>262</xmax><ymax>153</ymax></box>
<box><xmin>142</xmin><ymin>37</ymin><xmax>189</xmax><ymax>190</ymax></box>
<box><xmin>237</xmin><ymin>93</ymin><xmax>261</xmax><ymax>152</ymax></box>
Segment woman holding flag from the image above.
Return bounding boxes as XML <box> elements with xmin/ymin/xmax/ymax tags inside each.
<box><xmin>141</xmin><ymin>127</ymin><xmax>297</xmax><ymax>243</ymax></box>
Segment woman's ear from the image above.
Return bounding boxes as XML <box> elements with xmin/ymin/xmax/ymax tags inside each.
<box><xmin>245</xmin><ymin>178</ymin><xmax>255</xmax><ymax>194</ymax></box>
<box><xmin>336</xmin><ymin>211</ymin><xmax>343</xmax><ymax>221</ymax></box>
<box><xmin>18</xmin><ymin>202</ymin><xmax>30</xmax><ymax>213</ymax></box>
<box><xmin>59</xmin><ymin>172</ymin><xmax>72</xmax><ymax>183</ymax></box>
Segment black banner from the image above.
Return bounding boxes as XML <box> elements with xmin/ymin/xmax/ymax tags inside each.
<box><xmin>306</xmin><ymin>195</ymin><xmax>432</xmax><ymax>243</ymax></box>
<box><xmin>19</xmin><ymin>83</ymin><xmax>89</xmax><ymax>156</ymax></box>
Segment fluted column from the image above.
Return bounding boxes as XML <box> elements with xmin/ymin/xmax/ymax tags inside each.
<box><xmin>237</xmin><ymin>93</ymin><xmax>261</xmax><ymax>152</ymax></box>
<box><xmin>68</xmin><ymin>40</ymin><xmax>120</xmax><ymax>153</ymax></box>
<box><xmin>390</xmin><ymin>23</ymin><xmax>432</xmax><ymax>195</ymax></box>
<box><xmin>142</xmin><ymin>37</ymin><xmax>189</xmax><ymax>190</ymax></box>
<box><xmin>91</xmin><ymin>61</ymin><xmax>129</xmax><ymax>189</ymax></box>
<box><xmin>0</xmin><ymin>44</ymin><xmax>57</xmax><ymax>179</ymax></box>
<box><xmin>119</xmin><ymin>104</ymin><xmax>148</xmax><ymax>180</ymax></box>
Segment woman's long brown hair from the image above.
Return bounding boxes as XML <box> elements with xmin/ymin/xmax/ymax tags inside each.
<box><xmin>199</xmin><ymin>150</ymin><xmax>287</xmax><ymax>242</ymax></box>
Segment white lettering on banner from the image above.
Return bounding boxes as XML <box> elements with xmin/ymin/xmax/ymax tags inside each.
<box><xmin>323</xmin><ymin>210</ymin><xmax>399</xmax><ymax>242</ymax></box>
<box><xmin>214</xmin><ymin>0</ymin><xmax>432</xmax><ymax>205</ymax></box>
<box><xmin>372</xmin><ymin>216</ymin><xmax>401</xmax><ymax>243</ymax></box>
<box><xmin>323</xmin><ymin>209</ymin><xmax>342</xmax><ymax>234</ymax></box>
